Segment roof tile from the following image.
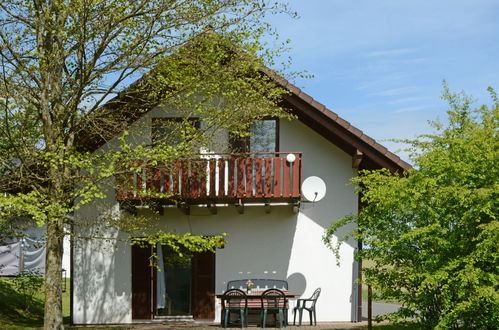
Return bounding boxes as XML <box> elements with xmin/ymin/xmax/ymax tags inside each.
<box><xmin>286</xmin><ymin>84</ymin><xmax>301</xmax><ymax>95</ymax></box>
<box><xmin>385</xmin><ymin>152</ymin><xmax>401</xmax><ymax>164</ymax></box>
<box><xmin>325</xmin><ymin>110</ymin><xmax>339</xmax><ymax>120</ymax></box>
<box><xmin>374</xmin><ymin>142</ymin><xmax>388</xmax><ymax>154</ymax></box>
<box><xmin>335</xmin><ymin>117</ymin><xmax>351</xmax><ymax>129</ymax></box>
<box><xmin>360</xmin><ymin>134</ymin><xmax>376</xmax><ymax>146</ymax></box>
<box><xmin>310</xmin><ymin>100</ymin><xmax>326</xmax><ymax>112</ymax></box>
<box><xmin>397</xmin><ymin>160</ymin><xmax>411</xmax><ymax>171</ymax></box>
<box><xmin>348</xmin><ymin>125</ymin><xmax>363</xmax><ymax>138</ymax></box>
<box><xmin>297</xmin><ymin>91</ymin><xmax>313</xmax><ymax>104</ymax></box>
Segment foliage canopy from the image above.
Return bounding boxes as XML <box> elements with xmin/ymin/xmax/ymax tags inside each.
<box><xmin>324</xmin><ymin>86</ymin><xmax>498</xmax><ymax>329</ymax></box>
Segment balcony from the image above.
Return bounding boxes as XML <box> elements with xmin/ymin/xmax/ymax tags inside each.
<box><xmin>116</xmin><ymin>152</ymin><xmax>302</xmax><ymax>211</ymax></box>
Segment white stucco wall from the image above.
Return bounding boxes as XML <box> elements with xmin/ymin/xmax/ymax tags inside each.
<box><xmin>72</xmin><ymin>114</ymin><xmax>358</xmax><ymax>324</ymax></box>
<box><xmin>280</xmin><ymin>119</ymin><xmax>358</xmax><ymax>321</ymax></box>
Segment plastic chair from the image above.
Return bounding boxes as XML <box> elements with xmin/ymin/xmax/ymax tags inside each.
<box><xmin>260</xmin><ymin>288</ymin><xmax>287</xmax><ymax>328</ymax></box>
<box><xmin>221</xmin><ymin>289</ymin><xmax>248</xmax><ymax>328</ymax></box>
<box><xmin>293</xmin><ymin>288</ymin><xmax>321</xmax><ymax>326</ymax></box>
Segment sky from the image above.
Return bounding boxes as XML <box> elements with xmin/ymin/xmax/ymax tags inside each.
<box><xmin>268</xmin><ymin>0</ymin><xmax>499</xmax><ymax>162</ymax></box>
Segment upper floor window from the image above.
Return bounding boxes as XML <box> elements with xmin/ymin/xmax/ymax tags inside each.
<box><xmin>152</xmin><ymin>118</ymin><xmax>200</xmax><ymax>146</ymax></box>
<box><xmin>229</xmin><ymin>119</ymin><xmax>278</xmax><ymax>153</ymax></box>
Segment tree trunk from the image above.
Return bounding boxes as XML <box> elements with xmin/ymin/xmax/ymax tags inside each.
<box><xmin>44</xmin><ymin>217</ymin><xmax>65</xmax><ymax>330</ymax></box>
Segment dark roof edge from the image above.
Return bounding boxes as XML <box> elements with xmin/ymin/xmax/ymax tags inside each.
<box><xmin>261</xmin><ymin>68</ymin><xmax>412</xmax><ymax>172</ymax></box>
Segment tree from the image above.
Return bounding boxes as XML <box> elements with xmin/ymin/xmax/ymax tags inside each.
<box><xmin>324</xmin><ymin>86</ymin><xmax>498</xmax><ymax>329</ymax></box>
<box><xmin>0</xmin><ymin>1</ymin><xmax>296</xmax><ymax>329</ymax></box>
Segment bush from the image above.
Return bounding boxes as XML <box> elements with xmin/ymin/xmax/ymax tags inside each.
<box><xmin>324</xmin><ymin>87</ymin><xmax>499</xmax><ymax>328</ymax></box>
<box><xmin>10</xmin><ymin>270</ymin><xmax>44</xmax><ymax>313</ymax></box>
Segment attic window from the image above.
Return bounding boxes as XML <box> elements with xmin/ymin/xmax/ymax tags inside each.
<box><xmin>230</xmin><ymin>119</ymin><xmax>278</xmax><ymax>153</ymax></box>
<box><xmin>152</xmin><ymin>118</ymin><xmax>200</xmax><ymax>146</ymax></box>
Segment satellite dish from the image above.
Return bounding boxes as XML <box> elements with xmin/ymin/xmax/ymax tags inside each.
<box><xmin>301</xmin><ymin>176</ymin><xmax>326</xmax><ymax>202</ymax></box>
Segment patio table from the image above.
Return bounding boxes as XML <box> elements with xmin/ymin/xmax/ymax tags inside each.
<box><xmin>216</xmin><ymin>290</ymin><xmax>298</xmax><ymax>326</ymax></box>
<box><xmin>216</xmin><ymin>290</ymin><xmax>297</xmax><ymax>304</ymax></box>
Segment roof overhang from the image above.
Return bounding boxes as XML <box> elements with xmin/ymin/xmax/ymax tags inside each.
<box><xmin>263</xmin><ymin>70</ymin><xmax>411</xmax><ymax>173</ymax></box>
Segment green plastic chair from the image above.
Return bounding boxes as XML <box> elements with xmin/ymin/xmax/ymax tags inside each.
<box><xmin>221</xmin><ymin>289</ymin><xmax>248</xmax><ymax>328</ymax></box>
<box><xmin>260</xmin><ymin>288</ymin><xmax>287</xmax><ymax>328</ymax></box>
<box><xmin>293</xmin><ymin>288</ymin><xmax>321</xmax><ymax>326</ymax></box>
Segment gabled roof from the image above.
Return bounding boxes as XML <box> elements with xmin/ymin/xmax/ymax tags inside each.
<box><xmin>77</xmin><ymin>68</ymin><xmax>411</xmax><ymax>173</ymax></box>
<box><xmin>265</xmin><ymin>70</ymin><xmax>411</xmax><ymax>172</ymax></box>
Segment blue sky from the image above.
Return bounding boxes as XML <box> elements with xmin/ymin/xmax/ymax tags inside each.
<box><xmin>268</xmin><ymin>0</ymin><xmax>499</xmax><ymax>162</ymax></box>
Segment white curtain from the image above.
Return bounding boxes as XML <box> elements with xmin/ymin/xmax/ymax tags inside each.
<box><xmin>23</xmin><ymin>237</ymin><xmax>46</xmax><ymax>274</ymax></box>
<box><xmin>156</xmin><ymin>243</ymin><xmax>166</xmax><ymax>309</ymax></box>
<box><xmin>0</xmin><ymin>242</ymin><xmax>21</xmax><ymax>275</ymax></box>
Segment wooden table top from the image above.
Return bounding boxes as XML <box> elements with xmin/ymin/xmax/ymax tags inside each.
<box><xmin>215</xmin><ymin>290</ymin><xmax>298</xmax><ymax>298</ymax></box>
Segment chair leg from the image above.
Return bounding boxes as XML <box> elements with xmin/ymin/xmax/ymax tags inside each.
<box><xmin>239</xmin><ymin>309</ymin><xmax>244</xmax><ymax>328</ymax></box>
<box><xmin>313</xmin><ymin>309</ymin><xmax>317</xmax><ymax>326</ymax></box>
<box><xmin>309</xmin><ymin>309</ymin><xmax>313</xmax><ymax>325</ymax></box>
<box><xmin>262</xmin><ymin>309</ymin><xmax>267</xmax><ymax>328</ymax></box>
<box><xmin>223</xmin><ymin>309</ymin><xmax>229</xmax><ymax>328</ymax></box>
<box><xmin>293</xmin><ymin>308</ymin><xmax>297</xmax><ymax>325</ymax></box>
<box><xmin>298</xmin><ymin>308</ymin><xmax>303</xmax><ymax>326</ymax></box>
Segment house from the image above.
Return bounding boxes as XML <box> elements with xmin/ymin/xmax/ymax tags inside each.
<box><xmin>71</xmin><ymin>70</ymin><xmax>410</xmax><ymax>325</ymax></box>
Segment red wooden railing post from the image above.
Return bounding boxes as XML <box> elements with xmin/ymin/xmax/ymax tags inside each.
<box><xmin>237</xmin><ymin>158</ymin><xmax>245</xmax><ymax>198</ymax></box>
<box><xmin>209</xmin><ymin>159</ymin><xmax>216</xmax><ymax>198</ymax></box>
<box><xmin>218</xmin><ymin>159</ymin><xmax>226</xmax><ymax>197</ymax></box>
<box><xmin>255</xmin><ymin>158</ymin><xmax>263</xmax><ymax>197</ymax></box>
<box><xmin>181</xmin><ymin>161</ymin><xmax>189</xmax><ymax>198</ymax></box>
<box><xmin>292</xmin><ymin>157</ymin><xmax>301</xmax><ymax>197</ymax></box>
<box><xmin>273</xmin><ymin>158</ymin><xmax>281</xmax><ymax>197</ymax></box>
<box><xmin>163</xmin><ymin>167</ymin><xmax>171</xmax><ymax>195</ymax></box>
<box><xmin>264</xmin><ymin>158</ymin><xmax>272</xmax><ymax>196</ymax></box>
<box><xmin>283</xmin><ymin>160</ymin><xmax>291</xmax><ymax>197</ymax></box>
<box><xmin>245</xmin><ymin>158</ymin><xmax>253</xmax><ymax>197</ymax></box>
<box><xmin>199</xmin><ymin>160</ymin><xmax>207</xmax><ymax>198</ymax></box>
<box><xmin>227</xmin><ymin>158</ymin><xmax>235</xmax><ymax>197</ymax></box>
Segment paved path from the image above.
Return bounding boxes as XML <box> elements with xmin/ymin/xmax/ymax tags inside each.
<box><xmin>103</xmin><ymin>322</ymin><xmax>372</xmax><ymax>329</ymax></box>
<box><xmin>71</xmin><ymin>302</ymin><xmax>400</xmax><ymax>329</ymax></box>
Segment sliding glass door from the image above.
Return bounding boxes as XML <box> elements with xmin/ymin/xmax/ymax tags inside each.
<box><xmin>155</xmin><ymin>245</ymin><xmax>215</xmax><ymax>319</ymax></box>
<box><xmin>156</xmin><ymin>244</ymin><xmax>192</xmax><ymax>316</ymax></box>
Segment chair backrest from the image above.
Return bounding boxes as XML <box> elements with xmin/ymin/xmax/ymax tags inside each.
<box><xmin>309</xmin><ymin>288</ymin><xmax>321</xmax><ymax>308</ymax></box>
<box><xmin>222</xmin><ymin>289</ymin><xmax>247</xmax><ymax>309</ymax></box>
<box><xmin>227</xmin><ymin>279</ymin><xmax>288</xmax><ymax>290</ymax></box>
<box><xmin>260</xmin><ymin>288</ymin><xmax>286</xmax><ymax>309</ymax></box>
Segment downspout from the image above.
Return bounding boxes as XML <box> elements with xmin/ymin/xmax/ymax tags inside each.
<box><xmin>68</xmin><ymin>216</ymin><xmax>74</xmax><ymax>326</ymax></box>
<box><xmin>352</xmin><ymin>150</ymin><xmax>363</xmax><ymax>322</ymax></box>
<box><xmin>357</xmin><ymin>238</ymin><xmax>363</xmax><ymax>322</ymax></box>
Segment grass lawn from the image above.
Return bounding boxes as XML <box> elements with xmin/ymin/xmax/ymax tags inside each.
<box><xmin>0</xmin><ymin>276</ymin><xmax>70</xmax><ymax>329</ymax></box>
<box><xmin>0</xmin><ymin>273</ymin><xmax>418</xmax><ymax>330</ymax></box>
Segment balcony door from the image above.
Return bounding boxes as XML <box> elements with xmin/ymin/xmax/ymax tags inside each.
<box><xmin>132</xmin><ymin>244</ymin><xmax>215</xmax><ymax>320</ymax></box>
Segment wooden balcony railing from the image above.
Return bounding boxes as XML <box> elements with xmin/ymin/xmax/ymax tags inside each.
<box><xmin>116</xmin><ymin>152</ymin><xmax>302</xmax><ymax>202</ymax></box>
